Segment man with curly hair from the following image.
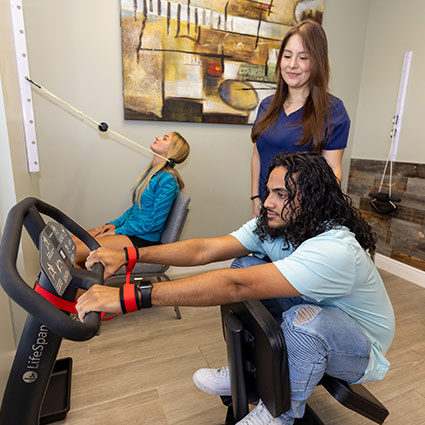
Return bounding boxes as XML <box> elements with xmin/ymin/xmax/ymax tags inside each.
<box><xmin>78</xmin><ymin>152</ymin><xmax>395</xmax><ymax>425</ymax></box>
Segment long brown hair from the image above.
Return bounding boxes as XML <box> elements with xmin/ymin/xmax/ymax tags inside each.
<box><xmin>254</xmin><ymin>152</ymin><xmax>376</xmax><ymax>256</ymax></box>
<box><xmin>251</xmin><ymin>20</ymin><xmax>330</xmax><ymax>152</ymax></box>
<box><xmin>132</xmin><ymin>132</ymin><xmax>190</xmax><ymax>205</ymax></box>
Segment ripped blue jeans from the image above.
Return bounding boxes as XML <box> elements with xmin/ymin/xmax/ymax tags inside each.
<box><xmin>232</xmin><ymin>256</ymin><xmax>371</xmax><ymax>424</ymax></box>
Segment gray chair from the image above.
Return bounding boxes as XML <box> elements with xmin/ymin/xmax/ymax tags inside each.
<box><xmin>106</xmin><ymin>192</ymin><xmax>190</xmax><ymax>319</ymax></box>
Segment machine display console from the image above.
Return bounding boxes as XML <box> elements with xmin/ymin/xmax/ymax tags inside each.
<box><xmin>39</xmin><ymin>221</ymin><xmax>76</xmax><ymax>296</ymax></box>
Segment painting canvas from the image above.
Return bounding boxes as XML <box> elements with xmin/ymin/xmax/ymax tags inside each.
<box><xmin>121</xmin><ymin>0</ymin><xmax>324</xmax><ymax>124</ymax></box>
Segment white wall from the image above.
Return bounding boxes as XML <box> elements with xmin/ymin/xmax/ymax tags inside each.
<box><xmin>0</xmin><ymin>74</ymin><xmax>18</xmax><ymax>402</ymax></box>
<box><xmin>20</xmin><ymin>0</ymin><xmax>371</xmax><ymax>239</ymax></box>
<box><xmin>351</xmin><ymin>0</ymin><xmax>425</xmax><ymax>162</ymax></box>
<box><xmin>21</xmin><ymin>0</ymin><xmax>249</xmax><ymax>240</ymax></box>
<box><xmin>322</xmin><ymin>0</ymin><xmax>371</xmax><ymax>189</ymax></box>
<box><xmin>0</xmin><ymin>0</ymin><xmax>42</xmax><ymax>400</ymax></box>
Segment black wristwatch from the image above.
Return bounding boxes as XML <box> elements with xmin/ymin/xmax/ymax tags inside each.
<box><xmin>136</xmin><ymin>283</ymin><xmax>153</xmax><ymax>308</ymax></box>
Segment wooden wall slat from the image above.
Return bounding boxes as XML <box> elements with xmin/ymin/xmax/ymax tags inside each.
<box><xmin>406</xmin><ymin>177</ymin><xmax>425</xmax><ymax>193</ymax></box>
<box><xmin>348</xmin><ymin>159</ymin><xmax>425</xmax><ymax>272</ymax></box>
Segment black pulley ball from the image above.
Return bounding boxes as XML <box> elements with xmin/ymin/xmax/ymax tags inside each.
<box><xmin>167</xmin><ymin>158</ymin><xmax>176</xmax><ymax>168</ymax></box>
<box><xmin>98</xmin><ymin>122</ymin><xmax>109</xmax><ymax>132</ymax></box>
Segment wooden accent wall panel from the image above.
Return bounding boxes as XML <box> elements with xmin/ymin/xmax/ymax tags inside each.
<box><xmin>348</xmin><ymin>159</ymin><xmax>425</xmax><ymax>271</ymax></box>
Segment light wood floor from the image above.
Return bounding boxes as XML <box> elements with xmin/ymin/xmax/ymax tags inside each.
<box><xmin>55</xmin><ymin>270</ymin><xmax>425</xmax><ymax>425</ymax></box>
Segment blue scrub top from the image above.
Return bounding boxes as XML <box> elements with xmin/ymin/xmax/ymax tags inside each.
<box><xmin>255</xmin><ymin>94</ymin><xmax>350</xmax><ymax>197</ymax></box>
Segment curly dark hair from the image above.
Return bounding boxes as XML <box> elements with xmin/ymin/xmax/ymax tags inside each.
<box><xmin>254</xmin><ymin>152</ymin><xmax>376</xmax><ymax>256</ymax></box>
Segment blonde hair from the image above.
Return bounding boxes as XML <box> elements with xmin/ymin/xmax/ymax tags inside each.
<box><xmin>132</xmin><ymin>132</ymin><xmax>190</xmax><ymax>205</ymax></box>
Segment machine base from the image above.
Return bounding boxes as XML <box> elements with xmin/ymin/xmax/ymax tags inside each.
<box><xmin>40</xmin><ymin>357</ymin><xmax>72</xmax><ymax>424</ymax></box>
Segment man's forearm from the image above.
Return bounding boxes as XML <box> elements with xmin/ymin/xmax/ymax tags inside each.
<box><xmin>76</xmin><ymin>262</ymin><xmax>301</xmax><ymax>321</ymax></box>
<box><xmin>76</xmin><ymin>268</ymin><xmax>254</xmax><ymax>321</ymax></box>
<box><xmin>152</xmin><ymin>269</ymin><xmax>243</xmax><ymax>306</ymax></box>
<box><xmin>137</xmin><ymin>239</ymin><xmax>210</xmax><ymax>267</ymax></box>
<box><xmin>137</xmin><ymin>236</ymin><xmax>246</xmax><ymax>267</ymax></box>
<box><xmin>85</xmin><ymin>235</ymin><xmax>250</xmax><ymax>281</ymax></box>
<box><xmin>151</xmin><ymin>264</ymin><xmax>301</xmax><ymax>307</ymax></box>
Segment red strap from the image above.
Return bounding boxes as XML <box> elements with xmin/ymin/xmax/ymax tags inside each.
<box><xmin>34</xmin><ymin>283</ymin><xmax>77</xmax><ymax>314</ymax></box>
<box><xmin>35</xmin><ymin>283</ymin><xmax>119</xmax><ymax>322</ymax></box>
<box><xmin>101</xmin><ymin>246</ymin><xmax>138</xmax><ymax>319</ymax></box>
<box><xmin>125</xmin><ymin>246</ymin><xmax>138</xmax><ymax>284</ymax></box>
<box><xmin>123</xmin><ymin>283</ymin><xmax>138</xmax><ymax>313</ymax></box>
<box><xmin>34</xmin><ymin>246</ymin><xmax>139</xmax><ymax>321</ymax></box>
<box><xmin>100</xmin><ymin>312</ymin><xmax>120</xmax><ymax>321</ymax></box>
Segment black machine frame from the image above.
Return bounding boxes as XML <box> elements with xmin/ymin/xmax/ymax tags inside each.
<box><xmin>0</xmin><ymin>198</ymin><xmax>104</xmax><ymax>425</ymax></box>
<box><xmin>220</xmin><ymin>301</ymin><xmax>389</xmax><ymax>424</ymax></box>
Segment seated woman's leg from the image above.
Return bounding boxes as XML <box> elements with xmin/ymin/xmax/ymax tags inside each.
<box><xmin>73</xmin><ymin>233</ymin><xmax>133</xmax><ymax>267</ymax></box>
<box><xmin>278</xmin><ymin>304</ymin><xmax>371</xmax><ymax>424</ymax></box>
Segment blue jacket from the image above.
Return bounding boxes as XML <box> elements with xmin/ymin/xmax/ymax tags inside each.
<box><xmin>109</xmin><ymin>171</ymin><xmax>179</xmax><ymax>242</ymax></box>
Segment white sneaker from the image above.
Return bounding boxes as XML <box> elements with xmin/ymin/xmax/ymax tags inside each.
<box><xmin>236</xmin><ymin>400</ymin><xmax>284</xmax><ymax>424</ymax></box>
<box><xmin>192</xmin><ymin>366</ymin><xmax>231</xmax><ymax>396</ymax></box>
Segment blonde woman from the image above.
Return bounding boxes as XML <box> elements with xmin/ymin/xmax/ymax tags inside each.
<box><xmin>74</xmin><ymin>132</ymin><xmax>190</xmax><ymax>266</ymax></box>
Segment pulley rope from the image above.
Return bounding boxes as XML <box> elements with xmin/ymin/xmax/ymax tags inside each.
<box><xmin>26</xmin><ymin>77</ymin><xmax>172</xmax><ymax>165</ymax></box>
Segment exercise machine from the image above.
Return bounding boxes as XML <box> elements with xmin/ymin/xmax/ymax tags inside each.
<box><xmin>0</xmin><ymin>197</ymin><xmax>390</xmax><ymax>424</ymax></box>
<box><xmin>0</xmin><ymin>197</ymin><xmax>104</xmax><ymax>425</ymax></box>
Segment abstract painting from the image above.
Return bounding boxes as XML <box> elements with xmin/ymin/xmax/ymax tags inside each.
<box><xmin>121</xmin><ymin>0</ymin><xmax>324</xmax><ymax>124</ymax></box>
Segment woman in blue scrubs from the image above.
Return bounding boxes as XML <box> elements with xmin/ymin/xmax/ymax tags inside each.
<box><xmin>250</xmin><ymin>20</ymin><xmax>350</xmax><ymax>216</ymax></box>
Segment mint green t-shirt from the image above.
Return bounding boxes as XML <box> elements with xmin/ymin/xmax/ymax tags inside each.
<box><xmin>231</xmin><ymin>220</ymin><xmax>395</xmax><ymax>383</ymax></box>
